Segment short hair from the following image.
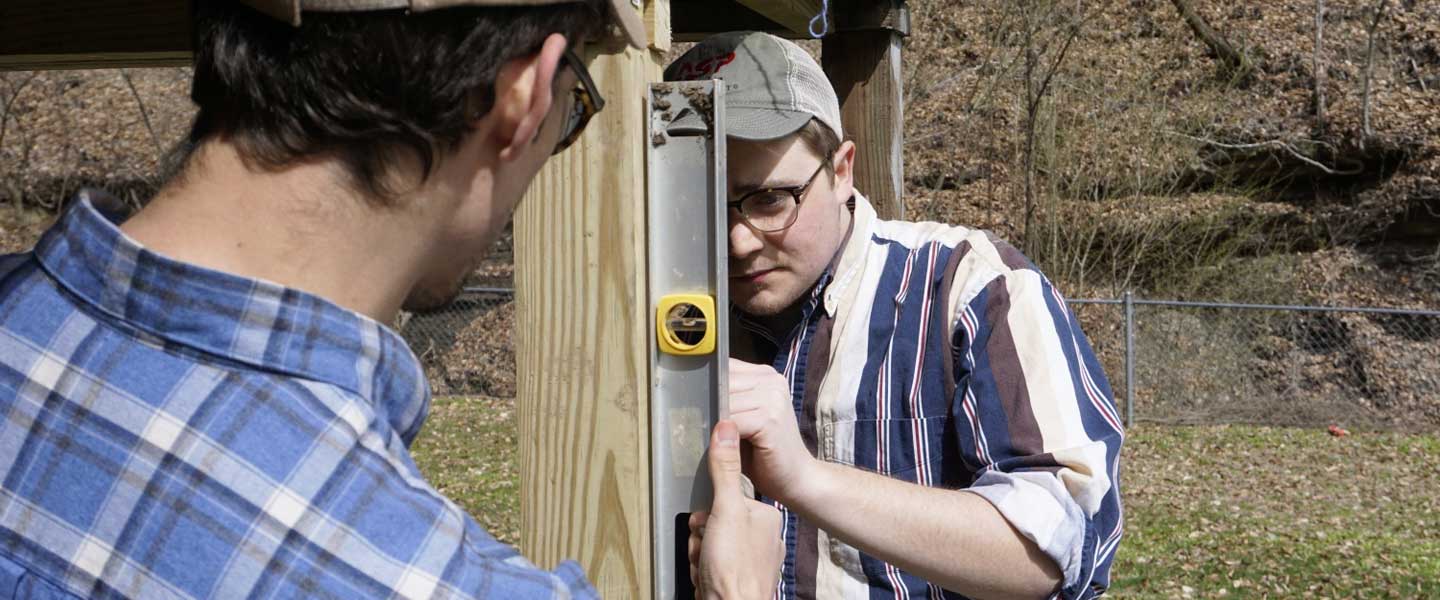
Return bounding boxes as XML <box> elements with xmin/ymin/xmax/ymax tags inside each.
<box><xmin>180</xmin><ymin>1</ymin><xmax>610</xmax><ymax>203</ymax></box>
<box><xmin>794</xmin><ymin>118</ymin><xmax>842</xmax><ymax>180</ymax></box>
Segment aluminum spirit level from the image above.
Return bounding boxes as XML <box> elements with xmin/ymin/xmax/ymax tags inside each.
<box><xmin>646</xmin><ymin>80</ymin><xmax>728</xmax><ymax>600</ymax></box>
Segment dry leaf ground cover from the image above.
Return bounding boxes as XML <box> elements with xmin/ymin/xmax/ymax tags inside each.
<box><xmin>411</xmin><ymin>399</ymin><xmax>1440</xmax><ymax>598</ymax></box>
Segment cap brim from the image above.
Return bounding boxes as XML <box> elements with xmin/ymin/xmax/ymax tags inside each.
<box><xmin>667</xmin><ymin>107</ymin><xmax>810</xmax><ymax>140</ymax></box>
<box><xmin>725</xmin><ymin>108</ymin><xmax>812</xmax><ymax>141</ymax></box>
<box><xmin>606</xmin><ymin>0</ymin><xmax>646</xmax><ymax>49</ymax></box>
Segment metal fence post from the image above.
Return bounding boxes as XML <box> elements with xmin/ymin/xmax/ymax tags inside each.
<box><xmin>1123</xmin><ymin>290</ymin><xmax>1135</xmax><ymax>427</ymax></box>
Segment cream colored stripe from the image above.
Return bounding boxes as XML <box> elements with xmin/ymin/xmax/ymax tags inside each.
<box><xmin>814</xmin><ymin>527</ymin><xmax>871</xmax><ymax>598</ymax></box>
<box><xmin>1005</xmin><ymin>270</ymin><xmax>1087</xmax><ymax>448</ymax></box>
<box><xmin>944</xmin><ymin>230</ymin><xmax>1008</xmax><ymax>333</ymax></box>
<box><xmin>1005</xmin><ymin>270</ymin><xmax>1113</xmax><ymax>513</ymax></box>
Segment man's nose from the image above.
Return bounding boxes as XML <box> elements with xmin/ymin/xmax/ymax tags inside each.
<box><xmin>728</xmin><ymin>215</ymin><xmax>764</xmax><ymax>259</ymax></box>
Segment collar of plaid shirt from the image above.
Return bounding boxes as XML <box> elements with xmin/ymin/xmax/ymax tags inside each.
<box><xmin>34</xmin><ymin>190</ymin><xmax>431</xmax><ymax>443</ymax></box>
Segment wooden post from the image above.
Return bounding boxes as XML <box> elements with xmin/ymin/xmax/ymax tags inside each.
<box><xmin>821</xmin><ymin>1</ymin><xmax>907</xmax><ymax>221</ymax></box>
<box><xmin>512</xmin><ymin>3</ymin><xmax>667</xmax><ymax>597</ymax></box>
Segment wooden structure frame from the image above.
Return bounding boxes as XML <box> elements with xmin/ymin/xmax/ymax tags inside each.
<box><xmin>0</xmin><ymin>1</ymin><xmax>907</xmax><ymax>597</ymax></box>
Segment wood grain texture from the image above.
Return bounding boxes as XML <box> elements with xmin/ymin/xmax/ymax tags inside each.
<box><xmin>822</xmin><ymin>29</ymin><xmax>906</xmax><ymax>220</ymax></box>
<box><xmin>733</xmin><ymin>0</ymin><xmax>825</xmax><ymax>36</ymax></box>
<box><xmin>513</xmin><ymin>19</ymin><xmax>666</xmax><ymax>599</ymax></box>
<box><xmin>645</xmin><ymin>0</ymin><xmax>671</xmax><ymax>52</ymax></box>
<box><xmin>0</xmin><ymin>0</ymin><xmax>191</xmax><ymax>71</ymax></box>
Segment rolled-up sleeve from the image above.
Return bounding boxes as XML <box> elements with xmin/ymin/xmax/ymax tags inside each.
<box><xmin>949</xmin><ymin>267</ymin><xmax>1125</xmax><ymax>600</ymax></box>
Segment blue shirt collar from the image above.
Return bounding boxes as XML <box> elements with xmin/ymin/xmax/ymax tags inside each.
<box><xmin>34</xmin><ymin>190</ymin><xmax>431</xmax><ymax>443</ymax></box>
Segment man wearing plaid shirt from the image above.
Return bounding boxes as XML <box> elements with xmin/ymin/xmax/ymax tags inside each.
<box><xmin>0</xmin><ymin>2</ymin><xmax>782</xmax><ymax>598</ymax></box>
<box><xmin>670</xmin><ymin>33</ymin><xmax>1125</xmax><ymax>599</ymax></box>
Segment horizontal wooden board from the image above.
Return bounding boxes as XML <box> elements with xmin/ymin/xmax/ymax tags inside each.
<box><xmin>0</xmin><ymin>0</ymin><xmax>191</xmax><ymax>71</ymax></box>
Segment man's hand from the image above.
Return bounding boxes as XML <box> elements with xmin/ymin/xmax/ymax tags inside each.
<box><xmin>687</xmin><ymin>420</ymin><xmax>783</xmax><ymax>599</ymax></box>
<box><xmin>729</xmin><ymin>359</ymin><xmax>818</xmax><ymax>505</ymax></box>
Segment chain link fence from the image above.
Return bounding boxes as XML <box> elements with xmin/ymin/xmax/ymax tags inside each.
<box><xmin>397</xmin><ymin>287</ymin><xmax>517</xmax><ymax>398</ymax></box>
<box><xmin>1071</xmin><ymin>297</ymin><xmax>1440</xmax><ymax>433</ymax></box>
<box><xmin>398</xmin><ymin>288</ymin><xmax>1440</xmax><ymax>432</ymax></box>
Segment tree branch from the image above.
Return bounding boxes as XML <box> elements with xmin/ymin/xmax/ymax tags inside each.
<box><xmin>1167</xmin><ymin>0</ymin><xmax>1250</xmax><ymax>75</ymax></box>
<box><xmin>0</xmin><ymin>72</ymin><xmax>38</xmax><ymax>155</ymax></box>
<box><xmin>120</xmin><ymin>69</ymin><xmax>163</xmax><ymax>157</ymax></box>
<box><xmin>1167</xmin><ymin>132</ymin><xmax>1365</xmax><ymax>176</ymax></box>
<box><xmin>1312</xmin><ymin>0</ymin><xmax>1327</xmax><ymax>131</ymax></box>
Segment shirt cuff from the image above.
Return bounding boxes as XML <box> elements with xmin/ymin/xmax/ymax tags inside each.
<box><xmin>962</xmin><ymin>470</ymin><xmax>1087</xmax><ymax>590</ymax></box>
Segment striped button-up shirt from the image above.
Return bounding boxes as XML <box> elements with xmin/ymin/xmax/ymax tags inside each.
<box><xmin>0</xmin><ymin>191</ymin><xmax>594</xmax><ymax>599</ymax></box>
<box><xmin>732</xmin><ymin>194</ymin><xmax>1124</xmax><ymax>600</ymax></box>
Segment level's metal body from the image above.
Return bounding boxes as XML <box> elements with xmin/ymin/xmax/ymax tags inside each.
<box><xmin>646</xmin><ymin>80</ymin><xmax>728</xmax><ymax>600</ymax></box>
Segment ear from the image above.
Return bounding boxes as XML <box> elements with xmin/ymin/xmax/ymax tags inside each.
<box><xmin>832</xmin><ymin>140</ymin><xmax>857</xmax><ymax>199</ymax></box>
<box><xmin>493</xmin><ymin>33</ymin><xmax>569</xmax><ymax>162</ymax></box>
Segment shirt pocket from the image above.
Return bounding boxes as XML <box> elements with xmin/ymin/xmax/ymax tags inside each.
<box><xmin>823</xmin><ymin>416</ymin><xmax>949</xmax><ymax>480</ymax></box>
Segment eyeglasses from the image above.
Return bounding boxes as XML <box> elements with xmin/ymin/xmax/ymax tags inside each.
<box><xmin>727</xmin><ymin>162</ymin><xmax>829</xmax><ymax>233</ymax></box>
<box><xmin>553</xmin><ymin>48</ymin><xmax>604</xmax><ymax>155</ymax></box>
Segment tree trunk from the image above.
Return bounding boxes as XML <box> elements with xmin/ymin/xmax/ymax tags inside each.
<box><xmin>1361</xmin><ymin>0</ymin><xmax>1387</xmax><ymax>145</ymax></box>
<box><xmin>1313</xmin><ymin>0</ymin><xmax>1327</xmax><ymax>132</ymax></box>
<box><xmin>1022</xmin><ymin>8</ymin><xmax>1038</xmax><ymax>249</ymax></box>
<box><xmin>1167</xmin><ymin>0</ymin><xmax>1249</xmax><ymax>75</ymax></box>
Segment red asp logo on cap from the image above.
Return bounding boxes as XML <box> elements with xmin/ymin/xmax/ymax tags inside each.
<box><xmin>674</xmin><ymin>52</ymin><xmax>737</xmax><ymax>80</ymax></box>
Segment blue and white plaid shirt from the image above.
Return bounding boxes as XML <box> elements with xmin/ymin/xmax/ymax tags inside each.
<box><xmin>0</xmin><ymin>191</ymin><xmax>595</xmax><ymax>599</ymax></box>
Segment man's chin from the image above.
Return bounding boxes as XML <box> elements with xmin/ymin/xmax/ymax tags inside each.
<box><xmin>733</xmin><ymin>290</ymin><xmax>792</xmax><ymax>317</ymax></box>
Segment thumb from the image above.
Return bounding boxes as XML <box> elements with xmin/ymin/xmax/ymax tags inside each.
<box><xmin>708</xmin><ymin>420</ymin><xmax>744</xmax><ymax>513</ymax></box>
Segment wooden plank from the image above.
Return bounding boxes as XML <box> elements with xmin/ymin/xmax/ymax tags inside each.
<box><xmin>0</xmin><ymin>0</ymin><xmax>191</xmax><ymax>71</ymax></box>
<box><xmin>822</xmin><ymin>28</ymin><xmax>905</xmax><ymax>220</ymax></box>
<box><xmin>0</xmin><ymin>53</ymin><xmax>191</xmax><ymax>72</ymax></box>
<box><xmin>645</xmin><ymin>0</ymin><xmax>672</xmax><ymax>52</ymax></box>
<box><xmin>670</xmin><ymin>0</ymin><xmax>802</xmax><ymax>42</ymax></box>
<box><xmin>732</xmin><ymin>0</ymin><xmax>826</xmax><ymax>37</ymax></box>
<box><xmin>512</xmin><ymin>4</ymin><xmax>667</xmax><ymax>595</ymax></box>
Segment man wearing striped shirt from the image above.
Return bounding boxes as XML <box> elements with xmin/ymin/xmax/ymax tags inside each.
<box><xmin>0</xmin><ymin>2</ymin><xmax>782</xmax><ymax>598</ymax></box>
<box><xmin>670</xmin><ymin>33</ymin><xmax>1125</xmax><ymax>599</ymax></box>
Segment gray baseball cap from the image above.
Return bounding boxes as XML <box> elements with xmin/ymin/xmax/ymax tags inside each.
<box><xmin>239</xmin><ymin>0</ymin><xmax>646</xmax><ymax>48</ymax></box>
<box><xmin>664</xmin><ymin>31</ymin><xmax>842</xmax><ymax>141</ymax></box>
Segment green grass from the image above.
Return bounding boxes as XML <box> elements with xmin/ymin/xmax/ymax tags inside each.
<box><xmin>1114</xmin><ymin>424</ymin><xmax>1440</xmax><ymax>598</ymax></box>
<box><xmin>410</xmin><ymin>395</ymin><xmax>521</xmax><ymax>544</ymax></box>
<box><xmin>411</xmin><ymin>396</ymin><xmax>1440</xmax><ymax>597</ymax></box>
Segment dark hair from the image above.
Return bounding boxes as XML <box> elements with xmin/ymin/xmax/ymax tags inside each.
<box><xmin>794</xmin><ymin>118</ymin><xmax>842</xmax><ymax>180</ymax></box>
<box><xmin>180</xmin><ymin>1</ymin><xmax>609</xmax><ymax>203</ymax></box>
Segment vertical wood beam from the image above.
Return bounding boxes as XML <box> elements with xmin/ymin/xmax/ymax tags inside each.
<box><xmin>512</xmin><ymin>2</ymin><xmax>666</xmax><ymax>597</ymax></box>
<box><xmin>822</xmin><ymin>26</ymin><xmax>906</xmax><ymax>220</ymax></box>
<box><xmin>645</xmin><ymin>0</ymin><xmax>671</xmax><ymax>53</ymax></box>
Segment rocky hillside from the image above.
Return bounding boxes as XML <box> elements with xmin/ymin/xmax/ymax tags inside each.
<box><xmin>900</xmin><ymin>0</ymin><xmax>1438</xmax><ymax>307</ymax></box>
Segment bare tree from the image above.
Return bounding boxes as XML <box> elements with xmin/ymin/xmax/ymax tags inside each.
<box><xmin>1312</xmin><ymin>0</ymin><xmax>1326</xmax><ymax>132</ymax></box>
<box><xmin>0</xmin><ymin>73</ymin><xmax>37</xmax><ymax>160</ymax></box>
<box><xmin>1020</xmin><ymin>0</ymin><xmax>1083</xmax><ymax>250</ymax></box>
<box><xmin>1361</xmin><ymin>0</ymin><xmax>1388</xmax><ymax>145</ymax></box>
<box><xmin>1167</xmin><ymin>0</ymin><xmax>1250</xmax><ymax>76</ymax></box>
<box><xmin>1</xmin><ymin>73</ymin><xmax>39</xmax><ymax>213</ymax></box>
<box><xmin>120</xmin><ymin>70</ymin><xmax>164</xmax><ymax>157</ymax></box>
